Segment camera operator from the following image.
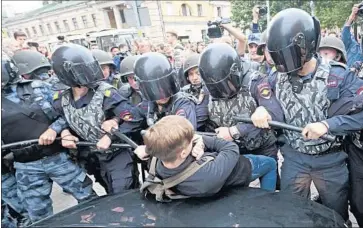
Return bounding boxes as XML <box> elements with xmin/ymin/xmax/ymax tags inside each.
<box><xmin>342</xmin><ymin>3</ymin><xmax>363</xmax><ymax>67</ymax></box>
<box><xmin>219</xmin><ymin>23</ymin><xmax>247</xmax><ymax>56</ymax></box>
<box><xmin>251</xmin><ymin>5</ymin><xmax>267</xmax><ymax>34</ymax></box>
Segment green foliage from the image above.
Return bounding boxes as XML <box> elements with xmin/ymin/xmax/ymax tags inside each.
<box><xmin>231</xmin><ymin>0</ymin><xmax>361</xmax><ymax>30</ymax></box>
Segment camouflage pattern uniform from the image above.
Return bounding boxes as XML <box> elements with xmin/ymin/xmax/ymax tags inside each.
<box><xmin>209</xmin><ymin>88</ymin><xmax>275</xmax><ymax>152</ymax></box>
<box><xmin>275</xmin><ymin>63</ymin><xmax>336</xmax><ymax>154</ymax></box>
<box><xmin>60</xmin><ymin>81</ymin><xmax>136</xmax><ymax>193</ymax></box>
<box><xmin>1</xmin><ymin>173</ymin><xmax>30</xmax><ymax>227</ymax></box>
<box><xmin>3</xmin><ymin>79</ymin><xmax>95</xmax><ymax>223</ymax></box>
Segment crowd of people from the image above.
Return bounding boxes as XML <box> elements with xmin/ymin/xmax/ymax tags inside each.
<box><xmin>1</xmin><ymin>3</ymin><xmax>363</xmax><ymax>228</ymax></box>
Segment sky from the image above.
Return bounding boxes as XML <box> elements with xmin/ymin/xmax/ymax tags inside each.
<box><xmin>3</xmin><ymin>1</ymin><xmax>43</xmax><ymax>14</ymax></box>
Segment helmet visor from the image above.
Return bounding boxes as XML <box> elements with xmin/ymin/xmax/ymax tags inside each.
<box><xmin>136</xmin><ymin>71</ymin><xmax>180</xmax><ymax>101</ymax></box>
<box><xmin>268</xmin><ymin>44</ymin><xmax>303</xmax><ymax>73</ymax></box>
<box><xmin>63</xmin><ymin>60</ymin><xmax>103</xmax><ymax>86</ymax></box>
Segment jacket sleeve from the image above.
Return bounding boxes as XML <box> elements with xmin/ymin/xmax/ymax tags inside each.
<box><xmin>174</xmin><ymin>99</ymin><xmax>198</xmax><ymax>130</ymax></box>
<box><xmin>191</xmin><ymin>136</ymin><xmax>240</xmax><ymax>196</ymax></box>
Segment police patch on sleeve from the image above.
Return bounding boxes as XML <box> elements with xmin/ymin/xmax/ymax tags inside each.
<box><xmin>258</xmin><ymin>83</ymin><xmax>271</xmax><ymax>99</ymax></box>
<box><xmin>357</xmin><ymin>86</ymin><xmax>363</xmax><ymax>95</ymax></box>
<box><xmin>120</xmin><ymin>111</ymin><xmax>133</xmax><ymax>121</ymax></box>
<box><xmin>175</xmin><ymin>109</ymin><xmax>186</xmax><ymax>116</ymax></box>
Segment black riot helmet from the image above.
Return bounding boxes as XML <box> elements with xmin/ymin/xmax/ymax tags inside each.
<box><xmin>267</xmin><ymin>8</ymin><xmax>321</xmax><ymax>73</ymax></box>
<box><xmin>52</xmin><ymin>44</ymin><xmax>104</xmax><ymax>87</ymax></box>
<box><xmin>12</xmin><ymin>50</ymin><xmax>51</xmax><ymax>79</ymax></box>
<box><xmin>1</xmin><ymin>52</ymin><xmax>20</xmax><ymax>88</ymax></box>
<box><xmin>199</xmin><ymin>43</ymin><xmax>242</xmax><ymax>99</ymax></box>
<box><xmin>134</xmin><ymin>52</ymin><xmax>179</xmax><ymax>101</ymax></box>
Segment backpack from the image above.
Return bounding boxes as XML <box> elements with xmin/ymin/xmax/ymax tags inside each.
<box><xmin>140</xmin><ymin>156</ymin><xmax>214</xmax><ymax>202</ymax></box>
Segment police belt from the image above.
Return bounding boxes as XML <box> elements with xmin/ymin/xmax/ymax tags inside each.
<box><xmin>302</xmin><ymin>144</ymin><xmax>343</xmax><ymax>156</ymax></box>
<box><xmin>11</xmin><ymin>144</ymin><xmax>61</xmax><ymax>163</ymax></box>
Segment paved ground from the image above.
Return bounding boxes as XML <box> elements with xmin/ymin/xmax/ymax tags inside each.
<box><xmin>50</xmin><ymin>152</ymin><xmax>358</xmax><ymax>227</ymax></box>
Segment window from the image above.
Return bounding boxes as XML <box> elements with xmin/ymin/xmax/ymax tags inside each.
<box><xmin>166</xmin><ymin>2</ymin><xmax>173</xmax><ymax>16</ymax></box>
<box><xmin>39</xmin><ymin>25</ymin><xmax>45</xmax><ymax>35</ymax></box>
<box><xmin>181</xmin><ymin>4</ymin><xmax>191</xmax><ymax>16</ymax></box>
<box><xmin>47</xmin><ymin>23</ymin><xmax>53</xmax><ymax>34</ymax></box>
<box><xmin>120</xmin><ymin>10</ymin><xmax>126</xmax><ymax>23</ymax></box>
<box><xmin>217</xmin><ymin>6</ymin><xmax>222</xmax><ymax>17</ymax></box>
<box><xmin>72</xmin><ymin>18</ymin><xmax>79</xmax><ymax>29</ymax></box>
<box><xmin>25</xmin><ymin>28</ymin><xmax>31</xmax><ymax>37</ymax></box>
<box><xmin>91</xmin><ymin>14</ymin><xmax>97</xmax><ymax>27</ymax></box>
<box><xmin>32</xmin><ymin>26</ymin><xmax>37</xmax><ymax>36</ymax></box>
<box><xmin>63</xmin><ymin>20</ymin><xmax>70</xmax><ymax>32</ymax></box>
<box><xmin>54</xmin><ymin>21</ymin><xmax>61</xmax><ymax>33</ymax></box>
<box><xmin>197</xmin><ymin>4</ymin><xmax>202</xmax><ymax>17</ymax></box>
<box><xmin>81</xmin><ymin>15</ymin><xmax>88</xmax><ymax>28</ymax></box>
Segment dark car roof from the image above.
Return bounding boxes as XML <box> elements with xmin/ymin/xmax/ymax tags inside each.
<box><xmin>31</xmin><ymin>187</ymin><xmax>344</xmax><ymax>227</ymax></box>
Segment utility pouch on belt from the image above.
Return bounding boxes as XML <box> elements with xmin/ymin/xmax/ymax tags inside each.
<box><xmin>140</xmin><ymin>156</ymin><xmax>214</xmax><ymax>202</ymax></box>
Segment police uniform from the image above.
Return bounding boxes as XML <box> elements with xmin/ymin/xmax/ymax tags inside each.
<box><xmin>343</xmin><ymin>65</ymin><xmax>363</xmax><ymax>226</ymax></box>
<box><xmin>200</xmin><ymin>43</ymin><xmax>278</xmax><ymax>158</ymax></box>
<box><xmin>180</xmin><ymin>54</ymin><xmax>210</xmax><ymax>131</ymax></box>
<box><xmin>134</xmin><ymin>52</ymin><xmax>199</xmax><ymax>129</ymax></box>
<box><xmin>2</xmin><ymin>80</ymin><xmax>95</xmax><ymax>223</ymax></box>
<box><xmin>265</xmin><ymin>48</ymin><xmax>363</xmax><ymax>225</ymax></box>
<box><xmin>52</xmin><ymin>81</ymin><xmax>144</xmax><ymax>194</ymax></box>
<box><xmin>139</xmin><ymin>92</ymin><xmax>198</xmax><ymax>129</ymax></box>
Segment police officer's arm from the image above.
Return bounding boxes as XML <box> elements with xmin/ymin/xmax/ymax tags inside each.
<box><xmin>324</xmin><ymin>68</ymin><xmax>363</xmax><ymax>135</ymax></box>
<box><xmin>174</xmin><ymin>99</ymin><xmax>198</xmax><ymax>130</ymax></box>
<box><xmin>103</xmin><ymin>88</ymin><xmax>145</xmax><ymax>133</ymax></box>
<box><xmin>181</xmin><ymin>136</ymin><xmax>240</xmax><ymax>195</ymax></box>
<box><xmin>342</xmin><ymin>5</ymin><xmax>361</xmax><ymax>58</ymax></box>
<box><xmin>249</xmin><ymin>74</ymin><xmax>285</xmax><ymax>123</ymax></box>
<box><xmin>219</xmin><ymin>24</ymin><xmax>247</xmax><ymax>56</ymax></box>
<box><xmin>48</xmin><ymin>91</ymin><xmax>69</xmax><ymax>134</ymax></box>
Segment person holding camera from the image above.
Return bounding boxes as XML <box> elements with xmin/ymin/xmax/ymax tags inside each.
<box><xmin>341</xmin><ymin>3</ymin><xmax>363</xmax><ymax>67</ymax></box>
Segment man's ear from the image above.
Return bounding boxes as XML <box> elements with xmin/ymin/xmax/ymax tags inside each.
<box><xmin>180</xmin><ymin>148</ymin><xmax>189</xmax><ymax>159</ymax></box>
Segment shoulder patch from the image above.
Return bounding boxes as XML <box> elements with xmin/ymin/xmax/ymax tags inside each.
<box><xmin>53</xmin><ymin>91</ymin><xmax>61</xmax><ymax>100</ymax></box>
<box><xmin>257</xmin><ymin>83</ymin><xmax>271</xmax><ymax>99</ymax></box>
<box><xmin>104</xmin><ymin>89</ymin><xmax>111</xmax><ymax>97</ymax></box>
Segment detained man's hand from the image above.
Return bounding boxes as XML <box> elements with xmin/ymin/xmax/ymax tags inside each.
<box><xmin>134</xmin><ymin>145</ymin><xmax>150</xmax><ymax>161</ymax></box>
<box><xmin>251</xmin><ymin>106</ymin><xmax>272</xmax><ymax>129</ymax></box>
<box><xmin>215</xmin><ymin>127</ymin><xmax>233</xmax><ymax>142</ymax></box>
<box><xmin>191</xmin><ymin>134</ymin><xmax>205</xmax><ymax>160</ymax></box>
<box><xmin>302</xmin><ymin>121</ymin><xmax>329</xmax><ymax>140</ymax></box>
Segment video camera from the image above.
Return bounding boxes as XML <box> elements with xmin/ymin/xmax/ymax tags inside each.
<box><xmin>256</xmin><ymin>5</ymin><xmax>268</xmax><ymax>17</ymax></box>
<box><xmin>207</xmin><ymin>18</ymin><xmax>231</xmax><ymax>39</ymax></box>
<box><xmin>358</xmin><ymin>2</ymin><xmax>363</xmax><ymax>17</ymax></box>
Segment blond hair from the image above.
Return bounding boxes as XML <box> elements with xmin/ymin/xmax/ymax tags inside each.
<box><xmin>143</xmin><ymin>115</ymin><xmax>194</xmax><ymax>163</ymax></box>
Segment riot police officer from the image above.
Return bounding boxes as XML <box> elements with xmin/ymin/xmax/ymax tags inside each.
<box><xmin>92</xmin><ymin>49</ymin><xmax>123</xmax><ymax>88</ymax></box>
<box><xmin>118</xmin><ymin>55</ymin><xmax>144</xmax><ymax>106</ymax></box>
<box><xmin>181</xmin><ymin>53</ymin><xmax>210</xmax><ymax>131</ymax></box>
<box><xmin>134</xmin><ymin>52</ymin><xmax>198</xmax><ymax>128</ymax></box>
<box><xmin>318</xmin><ymin>36</ymin><xmax>347</xmax><ymax>64</ymax></box>
<box><xmin>12</xmin><ymin>49</ymin><xmax>67</xmax><ymax>91</ymax></box>
<box><xmin>199</xmin><ymin>43</ymin><xmax>279</xmax><ymax>159</ymax></box>
<box><xmin>2</xmin><ymin>50</ymin><xmax>96</xmax><ymax>223</ymax></box>
<box><xmin>251</xmin><ymin>8</ymin><xmax>363</xmax><ymax>223</ymax></box>
<box><xmin>1</xmin><ymin>52</ymin><xmax>31</xmax><ymax>228</ymax></box>
<box><xmin>256</xmin><ymin>30</ymin><xmax>275</xmax><ymax>75</ymax></box>
<box><xmin>344</xmin><ymin>49</ymin><xmax>363</xmax><ymax>227</ymax></box>
<box><xmin>52</xmin><ymin>44</ymin><xmax>143</xmax><ymax>194</ymax></box>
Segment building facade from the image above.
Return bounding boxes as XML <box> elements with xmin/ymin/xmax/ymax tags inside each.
<box><xmin>2</xmin><ymin>0</ymin><xmax>231</xmax><ymax>44</ymax></box>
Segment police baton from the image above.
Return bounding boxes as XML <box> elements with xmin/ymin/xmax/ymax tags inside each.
<box><xmin>232</xmin><ymin>116</ymin><xmax>336</xmax><ymax>142</ymax></box>
<box><xmin>111</xmin><ymin>128</ymin><xmax>147</xmax><ymax>183</ymax></box>
<box><xmin>2</xmin><ymin>139</ymin><xmax>133</xmax><ymax>162</ymax></box>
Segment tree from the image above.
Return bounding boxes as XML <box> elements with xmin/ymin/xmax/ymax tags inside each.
<box><xmin>231</xmin><ymin>0</ymin><xmax>361</xmax><ymax>31</ymax></box>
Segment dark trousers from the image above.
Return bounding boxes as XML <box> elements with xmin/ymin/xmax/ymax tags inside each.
<box><xmin>280</xmin><ymin>144</ymin><xmax>349</xmax><ymax>221</ymax></box>
<box><xmin>345</xmin><ymin>142</ymin><xmax>363</xmax><ymax>226</ymax></box>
